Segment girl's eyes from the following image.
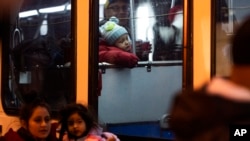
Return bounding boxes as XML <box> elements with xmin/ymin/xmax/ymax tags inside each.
<box><xmin>67</xmin><ymin>120</ymin><xmax>84</xmax><ymax>126</ymax></box>
<box><xmin>45</xmin><ymin>117</ymin><xmax>51</xmax><ymax>122</ymax></box>
<box><xmin>34</xmin><ymin>118</ymin><xmax>42</xmax><ymax>123</ymax></box>
<box><xmin>33</xmin><ymin>116</ymin><xmax>51</xmax><ymax>123</ymax></box>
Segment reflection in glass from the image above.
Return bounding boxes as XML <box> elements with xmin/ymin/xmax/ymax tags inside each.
<box><xmin>99</xmin><ymin>0</ymin><xmax>183</xmax><ymax>63</ymax></box>
<box><xmin>214</xmin><ymin>0</ymin><xmax>250</xmax><ymax>77</ymax></box>
<box><xmin>2</xmin><ymin>0</ymin><xmax>75</xmax><ymax>114</ymax></box>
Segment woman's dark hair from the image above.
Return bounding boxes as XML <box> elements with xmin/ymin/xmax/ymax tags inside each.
<box><xmin>58</xmin><ymin>103</ymin><xmax>98</xmax><ymax>140</ymax></box>
<box><xmin>19</xmin><ymin>98</ymin><xmax>51</xmax><ymax>123</ymax></box>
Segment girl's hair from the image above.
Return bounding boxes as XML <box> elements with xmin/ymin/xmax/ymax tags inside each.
<box><xmin>58</xmin><ymin>103</ymin><xmax>98</xmax><ymax>140</ymax></box>
<box><xmin>19</xmin><ymin>98</ymin><xmax>51</xmax><ymax>123</ymax></box>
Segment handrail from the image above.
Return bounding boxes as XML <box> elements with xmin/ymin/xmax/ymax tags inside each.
<box><xmin>99</xmin><ymin>60</ymin><xmax>182</xmax><ymax>67</ymax></box>
<box><xmin>99</xmin><ymin>60</ymin><xmax>182</xmax><ymax>73</ymax></box>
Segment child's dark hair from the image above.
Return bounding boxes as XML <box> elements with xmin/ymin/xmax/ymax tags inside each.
<box><xmin>19</xmin><ymin>98</ymin><xmax>51</xmax><ymax>123</ymax></box>
<box><xmin>58</xmin><ymin>103</ymin><xmax>98</xmax><ymax>140</ymax></box>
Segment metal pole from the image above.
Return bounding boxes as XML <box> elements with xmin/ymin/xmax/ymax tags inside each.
<box><xmin>129</xmin><ymin>0</ymin><xmax>136</xmax><ymax>54</ymax></box>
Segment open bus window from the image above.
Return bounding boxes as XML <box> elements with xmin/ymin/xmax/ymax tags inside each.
<box><xmin>99</xmin><ymin>0</ymin><xmax>183</xmax><ymax>66</ymax></box>
<box><xmin>1</xmin><ymin>0</ymin><xmax>76</xmax><ymax>115</ymax></box>
<box><xmin>213</xmin><ymin>0</ymin><xmax>250</xmax><ymax>77</ymax></box>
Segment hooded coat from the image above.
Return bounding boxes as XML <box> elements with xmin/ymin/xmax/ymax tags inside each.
<box><xmin>99</xmin><ymin>40</ymin><xmax>139</xmax><ymax>68</ymax></box>
<box><xmin>169</xmin><ymin>77</ymin><xmax>250</xmax><ymax>141</ymax></box>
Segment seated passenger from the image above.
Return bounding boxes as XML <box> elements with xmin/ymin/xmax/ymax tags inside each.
<box><xmin>58</xmin><ymin>103</ymin><xmax>120</xmax><ymax>141</ymax></box>
<box><xmin>99</xmin><ymin>16</ymin><xmax>139</xmax><ymax>68</ymax></box>
<box><xmin>0</xmin><ymin>99</ymin><xmax>58</xmax><ymax>141</ymax></box>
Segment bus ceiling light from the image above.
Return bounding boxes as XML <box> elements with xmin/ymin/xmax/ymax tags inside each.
<box><xmin>66</xmin><ymin>4</ymin><xmax>71</xmax><ymax>10</ymax></box>
<box><xmin>39</xmin><ymin>5</ymin><xmax>66</xmax><ymax>13</ymax></box>
<box><xmin>40</xmin><ymin>20</ymin><xmax>48</xmax><ymax>36</ymax></box>
<box><xmin>19</xmin><ymin>10</ymin><xmax>39</xmax><ymax>18</ymax></box>
<box><xmin>19</xmin><ymin>3</ymin><xmax>70</xmax><ymax>18</ymax></box>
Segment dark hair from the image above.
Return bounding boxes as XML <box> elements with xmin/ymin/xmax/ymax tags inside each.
<box><xmin>106</xmin><ymin>0</ymin><xmax>129</xmax><ymax>7</ymax></box>
<box><xmin>19</xmin><ymin>98</ymin><xmax>51</xmax><ymax>123</ymax></box>
<box><xmin>232</xmin><ymin>16</ymin><xmax>250</xmax><ymax>65</ymax></box>
<box><xmin>58</xmin><ymin>103</ymin><xmax>98</xmax><ymax>140</ymax></box>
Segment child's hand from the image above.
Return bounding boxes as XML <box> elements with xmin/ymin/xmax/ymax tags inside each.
<box><xmin>135</xmin><ymin>40</ymin><xmax>152</xmax><ymax>60</ymax></box>
<box><xmin>115</xmin><ymin>51</ymin><xmax>139</xmax><ymax>68</ymax></box>
<box><xmin>102</xmin><ymin>132</ymin><xmax>120</xmax><ymax>141</ymax></box>
<box><xmin>85</xmin><ymin>134</ymin><xmax>103</xmax><ymax>141</ymax></box>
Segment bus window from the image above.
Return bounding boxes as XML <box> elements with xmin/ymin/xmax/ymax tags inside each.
<box><xmin>95</xmin><ymin>0</ymin><xmax>189</xmax><ymax>140</ymax></box>
<box><xmin>213</xmin><ymin>0</ymin><xmax>250</xmax><ymax>77</ymax></box>
<box><xmin>99</xmin><ymin>0</ymin><xmax>183</xmax><ymax>64</ymax></box>
<box><xmin>1</xmin><ymin>0</ymin><xmax>76</xmax><ymax>115</ymax></box>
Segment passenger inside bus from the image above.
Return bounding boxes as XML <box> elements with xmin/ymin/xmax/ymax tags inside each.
<box><xmin>100</xmin><ymin>0</ymin><xmax>151</xmax><ymax>62</ymax></box>
<box><xmin>100</xmin><ymin>0</ymin><xmax>130</xmax><ymax>34</ymax></box>
<box><xmin>168</xmin><ymin>16</ymin><xmax>250</xmax><ymax>141</ymax></box>
<box><xmin>99</xmin><ymin>16</ymin><xmax>139</xmax><ymax>68</ymax></box>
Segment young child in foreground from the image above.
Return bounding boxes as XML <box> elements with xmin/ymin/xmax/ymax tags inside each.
<box><xmin>58</xmin><ymin>103</ymin><xmax>119</xmax><ymax>141</ymax></box>
<box><xmin>99</xmin><ymin>16</ymin><xmax>139</xmax><ymax>68</ymax></box>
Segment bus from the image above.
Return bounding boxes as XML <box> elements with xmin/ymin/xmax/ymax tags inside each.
<box><xmin>0</xmin><ymin>0</ymin><xmax>247</xmax><ymax>140</ymax></box>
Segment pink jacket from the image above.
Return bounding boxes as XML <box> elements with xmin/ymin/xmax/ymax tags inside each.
<box><xmin>62</xmin><ymin>127</ymin><xmax>120</xmax><ymax>141</ymax></box>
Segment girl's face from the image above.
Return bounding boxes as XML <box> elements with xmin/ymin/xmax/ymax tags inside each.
<box><xmin>114</xmin><ymin>34</ymin><xmax>131</xmax><ymax>52</ymax></box>
<box><xmin>67</xmin><ymin>113</ymin><xmax>87</xmax><ymax>138</ymax></box>
<box><xmin>27</xmin><ymin>106</ymin><xmax>51</xmax><ymax>140</ymax></box>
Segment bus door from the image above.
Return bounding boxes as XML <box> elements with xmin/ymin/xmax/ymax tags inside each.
<box><xmin>92</xmin><ymin>0</ymin><xmax>192</xmax><ymax>140</ymax></box>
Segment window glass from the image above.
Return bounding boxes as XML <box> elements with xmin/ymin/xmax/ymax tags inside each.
<box><xmin>214</xmin><ymin>0</ymin><xmax>250</xmax><ymax>76</ymax></box>
<box><xmin>97</xmin><ymin>0</ymin><xmax>184</xmax><ymax>140</ymax></box>
<box><xmin>2</xmin><ymin>0</ymin><xmax>75</xmax><ymax>115</ymax></box>
<box><xmin>99</xmin><ymin>0</ymin><xmax>183</xmax><ymax>63</ymax></box>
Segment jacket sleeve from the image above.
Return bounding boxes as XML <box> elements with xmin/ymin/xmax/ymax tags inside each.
<box><xmin>1</xmin><ymin>128</ymin><xmax>24</xmax><ymax>141</ymax></box>
<box><xmin>102</xmin><ymin>132</ymin><xmax>120</xmax><ymax>141</ymax></box>
<box><xmin>99</xmin><ymin>46</ymin><xmax>139</xmax><ymax>68</ymax></box>
<box><xmin>85</xmin><ymin>134</ymin><xmax>103</xmax><ymax>141</ymax></box>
